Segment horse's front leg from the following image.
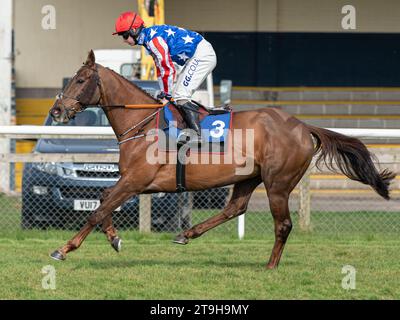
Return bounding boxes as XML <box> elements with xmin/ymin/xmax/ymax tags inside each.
<box><xmin>100</xmin><ymin>187</ymin><xmax>122</xmax><ymax>252</ymax></box>
<box><xmin>50</xmin><ymin>178</ymin><xmax>136</xmax><ymax>261</ymax></box>
<box><xmin>101</xmin><ymin>215</ymin><xmax>122</xmax><ymax>252</ymax></box>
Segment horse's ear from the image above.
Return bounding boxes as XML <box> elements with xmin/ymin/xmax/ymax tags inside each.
<box><xmin>85</xmin><ymin>50</ymin><xmax>95</xmax><ymax>66</ymax></box>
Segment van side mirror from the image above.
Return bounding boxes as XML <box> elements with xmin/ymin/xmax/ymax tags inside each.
<box><xmin>220</xmin><ymin>80</ymin><xmax>232</xmax><ymax>105</ymax></box>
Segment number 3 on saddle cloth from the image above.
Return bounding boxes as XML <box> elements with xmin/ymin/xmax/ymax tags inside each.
<box><xmin>157</xmin><ymin>102</ymin><xmax>233</xmax><ymax>153</ymax></box>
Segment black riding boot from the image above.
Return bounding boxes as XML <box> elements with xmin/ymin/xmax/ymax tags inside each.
<box><xmin>178</xmin><ymin>101</ymin><xmax>202</xmax><ymax>144</ymax></box>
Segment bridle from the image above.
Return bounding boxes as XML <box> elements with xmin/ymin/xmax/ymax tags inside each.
<box><xmin>55</xmin><ymin>64</ymin><xmax>164</xmax><ymax>143</ymax></box>
<box><xmin>55</xmin><ymin>65</ymin><xmax>102</xmax><ymax>121</ymax></box>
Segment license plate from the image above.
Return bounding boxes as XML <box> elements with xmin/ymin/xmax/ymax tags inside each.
<box><xmin>74</xmin><ymin>200</ymin><xmax>121</xmax><ymax>211</ymax></box>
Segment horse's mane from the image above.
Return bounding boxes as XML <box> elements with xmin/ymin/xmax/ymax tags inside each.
<box><xmin>99</xmin><ymin>64</ymin><xmax>159</xmax><ymax>102</ymax></box>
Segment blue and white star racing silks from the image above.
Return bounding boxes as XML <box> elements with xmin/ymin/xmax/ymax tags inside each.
<box><xmin>137</xmin><ymin>25</ymin><xmax>217</xmax><ymax>102</ymax></box>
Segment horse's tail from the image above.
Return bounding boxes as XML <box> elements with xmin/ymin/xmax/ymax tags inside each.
<box><xmin>306</xmin><ymin>125</ymin><xmax>396</xmax><ymax>200</ymax></box>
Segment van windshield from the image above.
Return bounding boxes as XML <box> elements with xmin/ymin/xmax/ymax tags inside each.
<box><xmin>48</xmin><ymin>107</ymin><xmax>111</xmax><ymax>127</ymax></box>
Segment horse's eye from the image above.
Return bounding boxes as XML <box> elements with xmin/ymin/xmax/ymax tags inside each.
<box><xmin>77</xmin><ymin>79</ymin><xmax>85</xmax><ymax>84</ymax></box>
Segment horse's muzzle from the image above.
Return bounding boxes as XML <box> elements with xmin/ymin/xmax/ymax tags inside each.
<box><xmin>50</xmin><ymin>105</ymin><xmax>69</xmax><ymax>123</ymax></box>
<box><xmin>50</xmin><ymin>106</ymin><xmax>61</xmax><ymax>118</ymax></box>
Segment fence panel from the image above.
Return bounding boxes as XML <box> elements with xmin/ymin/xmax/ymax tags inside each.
<box><xmin>0</xmin><ymin>128</ymin><xmax>399</xmax><ymax>238</ymax></box>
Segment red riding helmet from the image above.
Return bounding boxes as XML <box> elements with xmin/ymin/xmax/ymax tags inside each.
<box><xmin>112</xmin><ymin>11</ymin><xmax>144</xmax><ymax>35</ymax></box>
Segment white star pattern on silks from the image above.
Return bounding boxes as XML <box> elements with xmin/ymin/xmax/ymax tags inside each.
<box><xmin>178</xmin><ymin>27</ymin><xmax>185</xmax><ymax>31</ymax></box>
<box><xmin>177</xmin><ymin>52</ymin><xmax>189</xmax><ymax>61</ymax></box>
<box><xmin>165</xmin><ymin>28</ymin><xmax>176</xmax><ymax>37</ymax></box>
<box><xmin>149</xmin><ymin>28</ymin><xmax>157</xmax><ymax>38</ymax></box>
<box><xmin>182</xmin><ymin>34</ymin><xmax>194</xmax><ymax>44</ymax></box>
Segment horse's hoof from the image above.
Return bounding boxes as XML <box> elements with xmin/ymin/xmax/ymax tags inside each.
<box><xmin>111</xmin><ymin>237</ymin><xmax>122</xmax><ymax>252</ymax></box>
<box><xmin>50</xmin><ymin>250</ymin><xmax>65</xmax><ymax>261</ymax></box>
<box><xmin>173</xmin><ymin>234</ymin><xmax>189</xmax><ymax>245</ymax></box>
<box><xmin>266</xmin><ymin>263</ymin><xmax>277</xmax><ymax>270</ymax></box>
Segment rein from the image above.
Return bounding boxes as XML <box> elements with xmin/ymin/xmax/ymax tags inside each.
<box><xmin>97</xmin><ymin>104</ymin><xmax>164</xmax><ymax>109</ymax></box>
<box><xmin>117</xmin><ymin>108</ymin><xmax>161</xmax><ymax>145</ymax></box>
<box><xmin>57</xmin><ymin>64</ymin><xmax>165</xmax><ymax>144</ymax></box>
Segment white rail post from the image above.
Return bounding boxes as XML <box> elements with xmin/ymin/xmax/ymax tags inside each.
<box><xmin>232</xmin><ymin>186</ymin><xmax>245</xmax><ymax>240</ymax></box>
<box><xmin>139</xmin><ymin>194</ymin><xmax>152</xmax><ymax>233</ymax></box>
<box><xmin>238</xmin><ymin>214</ymin><xmax>245</xmax><ymax>240</ymax></box>
<box><xmin>0</xmin><ymin>0</ymin><xmax>12</xmax><ymax>194</ymax></box>
<box><xmin>298</xmin><ymin>168</ymin><xmax>311</xmax><ymax>231</ymax></box>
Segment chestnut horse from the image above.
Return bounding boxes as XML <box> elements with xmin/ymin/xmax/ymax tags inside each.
<box><xmin>49</xmin><ymin>51</ymin><xmax>395</xmax><ymax>268</ymax></box>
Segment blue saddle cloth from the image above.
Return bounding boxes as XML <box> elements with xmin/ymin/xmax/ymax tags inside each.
<box><xmin>158</xmin><ymin>104</ymin><xmax>233</xmax><ymax>153</ymax></box>
<box><xmin>162</xmin><ymin>104</ymin><xmax>232</xmax><ymax>144</ymax></box>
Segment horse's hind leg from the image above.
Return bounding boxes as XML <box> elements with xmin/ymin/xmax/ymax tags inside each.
<box><xmin>174</xmin><ymin>176</ymin><xmax>262</xmax><ymax>244</ymax></box>
<box><xmin>265</xmin><ymin>187</ymin><xmax>292</xmax><ymax>269</ymax></box>
<box><xmin>263</xmin><ymin>160</ymin><xmax>311</xmax><ymax>269</ymax></box>
<box><xmin>100</xmin><ymin>187</ymin><xmax>122</xmax><ymax>252</ymax></box>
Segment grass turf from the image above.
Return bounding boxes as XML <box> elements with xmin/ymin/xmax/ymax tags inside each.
<box><xmin>0</xmin><ymin>194</ymin><xmax>399</xmax><ymax>299</ymax></box>
<box><xmin>0</xmin><ymin>230</ymin><xmax>399</xmax><ymax>300</ymax></box>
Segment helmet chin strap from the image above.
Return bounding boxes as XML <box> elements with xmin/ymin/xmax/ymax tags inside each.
<box><xmin>127</xmin><ymin>13</ymin><xmax>144</xmax><ymax>44</ymax></box>
<box><xmin>132</xmin><ymin>25</ymin><xmax>144</xmax><ymax>44</ymax></box>
<box><xmin>128</xmin><ymin>13</ymin><xmax>137</xmax><ymax>32</ymax></box>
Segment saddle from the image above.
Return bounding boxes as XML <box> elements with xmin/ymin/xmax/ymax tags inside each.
<box><xmin>160</xmin><ymin>100</ymin><xmax>232</xmax><ymax>130</ymax></box>
<box><xmin>157</xmin><ymin>100</ymin><xmax>233</xmax><ymax>193</ymax></box>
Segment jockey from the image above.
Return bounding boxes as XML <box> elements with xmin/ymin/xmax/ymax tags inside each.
<box><xmin>113</xmin><ymin>11</ymin><xmax>217</xmax><ymax>144</ymax></box>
